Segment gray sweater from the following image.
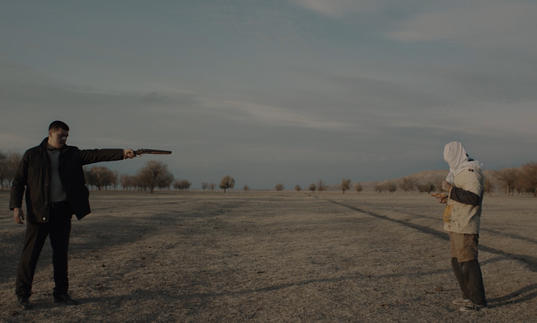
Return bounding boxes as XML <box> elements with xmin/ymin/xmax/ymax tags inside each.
<box><xmin>47</xmin><ymin>149</ymin><xmax>67</xmax><ymax>202</ymax></box>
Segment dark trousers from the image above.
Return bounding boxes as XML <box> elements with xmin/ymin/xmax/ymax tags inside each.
<box><xmin>16</xmin><ymin>202</ymin><xmax>73</xmax><ymax>298</ymax></box>
<box><xmin>451</xmin><ymin>258</ymin><xmax>487</xmax><ymax>306</ymax></box>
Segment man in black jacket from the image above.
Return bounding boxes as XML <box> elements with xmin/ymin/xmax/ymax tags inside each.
<box><xmin>9</xmin><ymin>120</ymin><xmax>136</xmax><ymax>309</ymax></box>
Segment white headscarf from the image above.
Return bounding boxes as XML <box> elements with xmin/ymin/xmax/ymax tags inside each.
<box><xmin>443</xmin><ymin>141</ymin><xmax>482</xmax><ymax>184</ymax></box>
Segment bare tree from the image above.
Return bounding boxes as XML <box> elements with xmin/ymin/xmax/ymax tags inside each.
<box><xmin>317</xmin><ymin>180</ymin><xmax>327</xmax><ymax>192</ymax></box>
<box><xmin>375</xmin><ymin>181</ymin><xmax>397</xmax><ymax>193</ymax></box>
<box><xmin>374</xmin><ymin>183</ymin><xmax>383</xmax><ymax>193</ymax></box>
<box><xmin>6</xmin><ymin>153</ymin><xmax>20</xmax><ymax>181</ymax></box>
<box><xmin>209</xmin><ymin>183</ymin><xmax>216</xmax><ymax>191</ymax></box>
<box><xmin>275</xmin><ymin>184</ymin><xmax>285</xmax><ymax>191</ymax></box>
<box><xmin>308</xmin><ymin>183</ymin><xmax>317</xmax><ymax>192</ymax></box>
<box><xmin>294</xmin><ymin>185</ymin><xmax>302</xmax><ymax>191</ymax></box>
<box><xmin>0</xmin><ymin>151</ymin><xmax>6</xmax><ymax>189</ymax></box>
<box><xmin>494</xmin><ymin>168</ymin><xmax>520</xmax><ymax>195</ymax></box>
<box><xmin>201</xmin><ymin>182</ymin><xmax>209</xmax><ymax>191</ymax></box>
<box><xmin>399</xmin><ymin>177</ymin><xmax>416</xmax><ymax>192</ymax></box>
<box><xmin>219</xmin><ymin>175</ymin><xmax>235</xmax><ymax>192</ymax></box>
<box><xmin>137</xmin><ymin>160</ymin><xmax>174</xmax><ymax>193</ymax></box>
<box><xmin>85</xmin><ymin>166</ymin><xmax>117</xmax><ymax>190</ymax></box>
<box><xmin>340</xmin><ymin>178</ymin><xmax>351</xmax><ymax>194</ymax></box>
<box><xmin>84</xmin><ymin>166</ymin><xmax>117</xmax><ymax>191</ymax></box>
<box><xmin>520</xmin><ymin>162</ymin><xmax>537</xmax><ymax>196</ymax></box>
<box><xmin>354</xmin><ymin>182</ymin><xmax>363</xmax><ymax>192</ymax></box>
<box><xmin>173</xmin><ymin>179</ymin><xmax>191</xmax><ymax>191</ymax></box>
<box><xmin>483</xmin><ymin>175</ymin><xmax>495</xmax><ymax>194</ymax></box>
<box><xmin>416</xmin><ymin>183</ymin><xmax>436</xmax><ymax>193</ymax></box>
<box><xmin>120</xmin><ymin>174</ymin><xmax>137</xmax><ymax>191</ymax></box>
<box><xmin>0</xmin><ymin>152</ymin><xmax>21</xmax><ymax>189</ymax></box>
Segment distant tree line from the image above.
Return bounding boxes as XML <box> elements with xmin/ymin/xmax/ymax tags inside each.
<box><xmin>374</xmin><ymin>176</ymin><xmax>462</xmax><ymax>194</ymax></box>
<box><xmin>0</xmin><ymin>152</ymin><xmax>21</xmax><ymax>189</ymax></box>
<box><xmin>369</xmin><ymin>162</ymin><xmax>537</xmax><ymax>196</ymax></box>
<box><xmin>2</xmin><ymin>149</ymin><xmax>536</xmax><ymax>196</ymax></box>
<box><xmin>287</xmin><ymin>179</ymin><xmax>363</xmax><ymax>193</ymax></box>
<box><xmin>174</xmin><ymin>179</ymin><xmax>192</xmax><ymax>191</ymax></box>
<box><xmin>84</xmin><ymin>166</ymin><xmax>118</xmax><ymax>191</ymax></box>
<box><xmin>201</xmin><ymin>182</ymin><xmax>217</xmax><ymax>191</ymax></box>
<box><xmin>83</xmin><ymin>162</ymin><xmax>194</xmax><ymax>193</ymax></box>
<box><xmin>82</xmin><ymin>160</ymin><xmax>537</xmax><ymax>196</ymax></box>
<box><xmin>493</xmin><ymin>163</ymin><xmax>537</xmax><ymax>196</ymax></box>
<box><xmin>85</xmin><ymin>160</ymin><xmax>175</xmax><ymax>193</ymax></box>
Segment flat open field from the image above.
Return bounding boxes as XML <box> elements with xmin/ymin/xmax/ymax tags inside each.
<box><xmin>1</xmin><ymin>191</ymin><xmax>536</xmax><ymax>322</ymax></box>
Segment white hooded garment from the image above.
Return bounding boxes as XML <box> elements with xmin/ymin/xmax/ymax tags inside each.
<box><xmin>443</xmin><ymin>141</ymin><xmax>484</xmax><ymax>234</ymax></box>
<box><xmin>443</xmin><ymin>141</ymin><xmax>482</xmax><ymax>184</ymax></box>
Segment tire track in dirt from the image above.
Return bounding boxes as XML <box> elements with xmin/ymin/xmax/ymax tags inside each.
<box><xmin>324</xmin><ymin>199</ymin><xmax>537</xmax><ymax>273</ymax></box>
<box><xmin>370</xmin><ymin>206</ymin><xmax>537</xmax><ymax>246</ymax></box>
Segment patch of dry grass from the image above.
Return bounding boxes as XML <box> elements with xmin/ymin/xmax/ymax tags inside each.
<box><xmin>1</xmin><ymin>191</ymin><xmax>536</xmax><ymax>322</ymax></box>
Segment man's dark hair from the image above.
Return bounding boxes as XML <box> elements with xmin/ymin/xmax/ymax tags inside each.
<box><xmin>49</xmin><ymin>120</ymin><xmax>70</xmax><ymax>132</ymax></box>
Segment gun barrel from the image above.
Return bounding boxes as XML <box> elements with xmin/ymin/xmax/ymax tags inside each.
<box><xmin>134</xmin><ymin>149</ymin><xmax>173</xmax><ymax>155</ymax></box>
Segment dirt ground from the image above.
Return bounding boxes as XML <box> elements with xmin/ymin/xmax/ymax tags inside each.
<box><xmin>1</xmin><ymin>190</ymin><xmax>536</xmax><ymax>322</ymax></box>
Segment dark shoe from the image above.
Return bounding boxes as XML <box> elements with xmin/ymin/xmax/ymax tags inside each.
<box><xmin>53</xmin><ymin>294</ymin><xmax>80</xmax><ymax>305</ymax></box>
<box><xmin>17</xmin><ymin>297</ymin><xmax>32</xmax><ymax>310</ymax></box>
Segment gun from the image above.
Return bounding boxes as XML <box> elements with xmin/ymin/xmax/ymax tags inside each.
<box><xmin>133</xmin><ymin>149</ymin><xmax>172</xmax><ymax>156</ymax></box>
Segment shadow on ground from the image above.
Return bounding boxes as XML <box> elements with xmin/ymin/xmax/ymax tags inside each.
<box><xmin>0</xmin><ymin>214</ymin><xmax>162</xmax><ymax>285</ymax></box>
<box><xmin>326</xmin><ymin>199</ymin><xmax>537</xmax><ymax>273</ymax></box>
<box><xmin>488</xmin><ymin>283</ymin><xmax>537</xmax><ymax>308</ymax></box>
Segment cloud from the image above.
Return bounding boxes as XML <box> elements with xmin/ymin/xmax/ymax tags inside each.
<box><xmin>290</xmin><ymin>0</ymin><xmax>383</xmax><ymax>17</ymax></box>
<box><xmin>321</xmin><ymin>72</ymin><xmax>450</xmax><ymax>110</ymax></box>
<box><xmin>388</xmin><ymin>1</ymin><xmax>537</xmax><ymax>52</ymax></box>
<box><xmin>201</xmin><ymin>98</ymin><xmax>353</xmax><ymax>131</ymax></box>
<box><xmin>443</xmin><ymin>101</ymin><xmax>537</xmax><ymax>137</ymax></box>
<box><xmin>437</xmin><ymin>66</ymin><xmax>537</xmax><ymax>104</ymax></box>
<box><xmin>0</xmin><ymin>62</ymin><xmax>204</xmax><ymax>149</ymax></box>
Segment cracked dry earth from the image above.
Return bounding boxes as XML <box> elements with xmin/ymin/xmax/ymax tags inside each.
<box><xmin>1</xmin><ymin>191</ymin><xmax>536</xmax><ymax>322</ymax></box>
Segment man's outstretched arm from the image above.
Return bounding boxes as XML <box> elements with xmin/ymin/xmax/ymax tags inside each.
<box><xmin>79</xmin><ymin>149</ymin><xmax>135</xmax><ymax>165</ymax></box>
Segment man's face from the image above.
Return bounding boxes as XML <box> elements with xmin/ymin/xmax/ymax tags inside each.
<box><xmin>48</xmin><ymin>128</ymin><xmax>69</xmax><ymax>148</ymax></box>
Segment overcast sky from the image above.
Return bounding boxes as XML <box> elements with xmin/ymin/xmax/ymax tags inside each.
<box><xmin>1</xmin><ymin>0</ymin><xmax>536</xmax><ymax>188</ymax></box>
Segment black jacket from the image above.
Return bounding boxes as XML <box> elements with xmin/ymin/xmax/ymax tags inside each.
<box><xmin>9</xmin><ymin>138</ymin><xmax>124</xmax><ymax>223</ymax></box>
